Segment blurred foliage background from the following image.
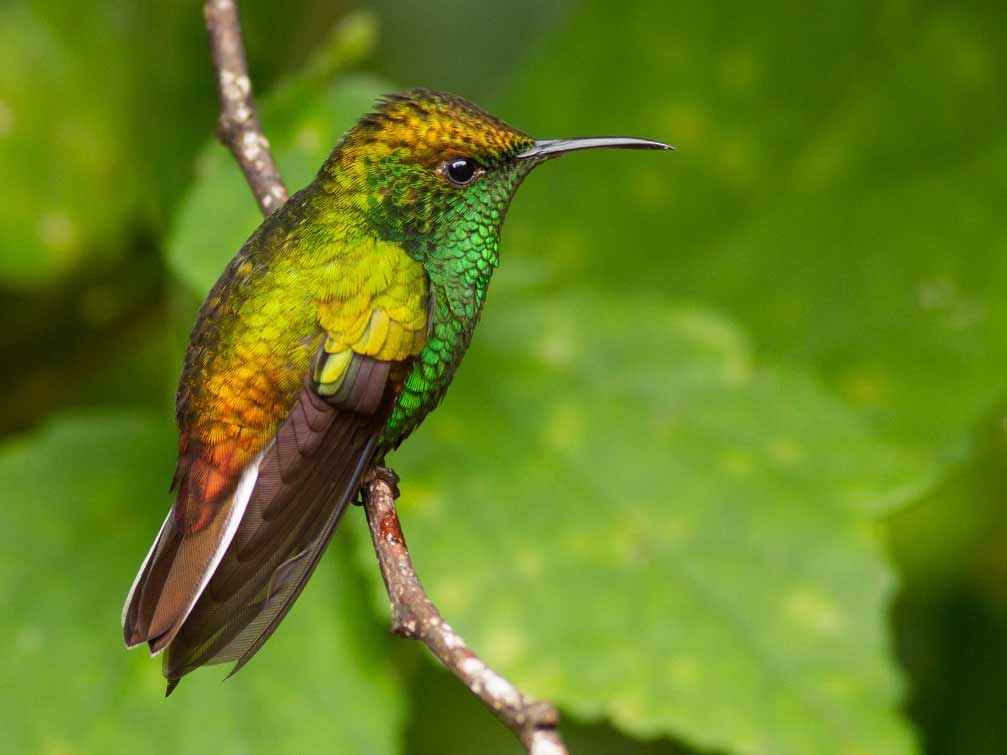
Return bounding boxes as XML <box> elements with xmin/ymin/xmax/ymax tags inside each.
<box><xmin>1</xmin><ymin>1</ymin><xmax>1005</xmax><ymax>754</ymax></box>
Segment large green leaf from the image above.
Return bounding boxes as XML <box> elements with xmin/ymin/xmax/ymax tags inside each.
<box><xmin>0</xmin><ymin>413</ymin><xmax>404</xmax><ymax>755</ymax></box>
<box><xmin>499</xmin><ymin>0</ymin><xmax>1007</xmax><ymax>463</ymax></box>
<box><xmin>355</xmin><ymin>290</ymin><xmax>926</xmax><ymax>755</ymax></box>
<box><xmin>165</xmin><ymin>44</ymin><xmax>932</xmax><ymax>755</ymax></box>
<box><xmin>0</xmin><ymin>1</ymin><xmax>212</xmax><ymax>288</ymax></box>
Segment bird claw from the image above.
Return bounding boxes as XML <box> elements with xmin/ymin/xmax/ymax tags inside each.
<box><xmin>356</xmin><ymin>464</ymin><xmax>400</xmax><ymax>504</ymax></box>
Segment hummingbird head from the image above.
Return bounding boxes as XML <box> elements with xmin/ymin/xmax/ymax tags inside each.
<box><xmin>319</xmin><ymin>88</ymin><xmax>670</xmax><ymax>268</ymax></box>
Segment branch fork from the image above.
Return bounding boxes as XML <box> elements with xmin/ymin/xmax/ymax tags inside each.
<box><xmin>203</xmin><ymin>3</ymin><xmax>569</xmax><ymax>752</ymax></box>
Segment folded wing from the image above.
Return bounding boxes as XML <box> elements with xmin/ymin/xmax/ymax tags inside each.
<box><xmin>162</xmin><ymin>365</ymin><xmax>396</xmax><ymax>688</ymax></box>
<box><xmin>122</xmin><ymin>236</ymin><xmax>430</xmax><ymax>692</ymax></box>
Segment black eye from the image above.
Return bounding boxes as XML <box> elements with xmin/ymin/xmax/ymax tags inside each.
<box><xmin>444</xmin><ymin>158</ymin><xmax>479</xmax><ymax>186</ymax></box>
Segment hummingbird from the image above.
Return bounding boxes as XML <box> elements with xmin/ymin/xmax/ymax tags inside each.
<box><xmin>122</xmin><ymin>88</ymin><xmax>670</xmax><ymax>693</ymax></box>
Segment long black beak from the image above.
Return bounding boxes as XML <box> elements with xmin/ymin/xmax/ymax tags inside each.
<box><xmin>516</xmin><ymin>136</ymin><xmax>674</xmax><ymax>160</ymax></box>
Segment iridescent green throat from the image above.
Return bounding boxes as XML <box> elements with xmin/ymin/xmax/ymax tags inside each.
<box><xmin>310</xmin><ymin>145</ymin><xmax>539</xmax><ymax>452</ymax></box>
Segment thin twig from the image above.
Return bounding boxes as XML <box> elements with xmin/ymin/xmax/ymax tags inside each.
<box><xmin>201</xmin><ymin>4</ymin><xmax>569</xmax><ymax>752</ymax></box>
<box><xmin>203</xmin><ymin>0</ymin><xmax>288</xmax><ymax>215</ymax></box>
<box><xmin>362</xmin><ymin>468</ymin><xmax>569</xmax><ymax>755</ymax></box>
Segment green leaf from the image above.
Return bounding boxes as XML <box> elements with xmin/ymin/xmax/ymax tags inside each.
<box><xmin>0</xmin><ymin>2</ymin><xmax>212</xmax><ymax>288</ymax></box>
<box><xmin>499</xmin><ymin>0</ymin><xmax>1007</xmax><ymax>465</ymax></box>
<box><xmin>158</xmin><ymin>10</ymin><xmax>955</xmax><ymax>751</ymax></box>
<box><xmin>361</xmin><ymin>291</ymin><xmax>926</xmax><ymax>755</ymax></box>
<box><xmin>0</xmin><ymin>412</ymin><xmax>404</xmax><ymax>755</ymax></box>
<box><xmin>167</xmin><ymin>73</ymin><xmax>391</xmax><ymax>295</ymax></box>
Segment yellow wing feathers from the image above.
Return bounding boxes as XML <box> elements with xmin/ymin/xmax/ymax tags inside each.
<box><xmin>314</xmin><ymin>240</ymin><xmax>428</xmax><ymax>394</ymax></box>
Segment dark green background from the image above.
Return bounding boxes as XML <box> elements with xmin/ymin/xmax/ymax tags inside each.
<box><xmin>1</xmin><ymin>1</ymin><xmax>1004</xmax><ymax>754</ymax></box>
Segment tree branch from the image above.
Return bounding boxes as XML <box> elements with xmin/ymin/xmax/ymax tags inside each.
<box><xmin>203</xmin><ymin>0</ymin><xmax>288</xmax><ymax>215</ymax></box>
<box><xmin>201</xmin><ymin>4</ymin><xmax>569</xmax><ymax>752</ymax></box>
<box><xmin>362</xmin><ymin>468</ymin><xmax>569</xmax><ymax>755</ymax></box>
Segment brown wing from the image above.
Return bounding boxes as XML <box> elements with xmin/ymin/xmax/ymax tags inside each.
<box><xmin>123</xmin><ymin>237</ymin><xmax>429</xmax><ymax>691</ymax></box>
<box><xmin>160</xmin><ymin>359</ymin><xmax>397</xmax><ymax>688</ymax></box>
<box><xmin>123</xmin><ymin>350</ymin><xmax>409</xmax><ymax>695</ymax></box>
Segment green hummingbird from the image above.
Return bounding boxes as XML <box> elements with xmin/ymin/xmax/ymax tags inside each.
<box><xmin>122</xmin><ymin>88</ymin><xmax>670</xmax><ymax>693</ymax></box>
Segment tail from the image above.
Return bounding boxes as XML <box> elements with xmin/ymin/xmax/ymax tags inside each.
<box><xmin>123</xmin><ymin>384</ymin><xmax>391</xmax><ymax>693</ymax></box>
<box><xmin>122</xmin><ymin>451</ymin><xmax>265</xmax><ymax>654</ymax></box>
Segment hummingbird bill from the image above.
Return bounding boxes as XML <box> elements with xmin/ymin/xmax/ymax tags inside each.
<box><xmin>122</xmin><ymin>89</ymin><xmax>670</xmax><ymax>694</ymax></box>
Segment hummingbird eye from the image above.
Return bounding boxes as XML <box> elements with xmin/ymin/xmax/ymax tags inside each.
<box><xmin>443</xmin><ymin>157</ymin><xmax>480</xmax><ymax>186</ymax></box>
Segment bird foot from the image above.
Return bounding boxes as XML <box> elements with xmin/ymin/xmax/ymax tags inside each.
<box><xmin>357</xmin><ymin>464</ymin><xmax>400</xmax><ymax>504</ymax></box>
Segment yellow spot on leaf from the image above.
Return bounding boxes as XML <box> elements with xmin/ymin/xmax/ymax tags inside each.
<box><xmin>429</xmin><ymin>413</ymin><xmax>465</xmax><ymax>443</ymax></box>
<box><xmin>484</xmin><ymin>625</ymin><xmax>526</xmax><ymax>667</ymax></box>
<box><xmin>667</xmin><ymin>654</ymin><xmax>701</xmax><ymax>687</ymax></box>
<box><xmin>15</xmin><ymin>625</ymin><xmax>42</xmax><ymax>655</ymax></box>
<box><xmin>674</xmin><ymin>310</ymin><xmax>751</xmax><ymax>381</ymax></box>
<box><xmin>514</xmin><ymin>545</ymin><xmax>544</xmax><ymax>579</ymax></box>
<box><xmin>723</xmin><ymin>354</ymin><xmax>754</xmax><ymax>386</ymax></box>
<box><xmin>837</xmin><ymin>367</ymin><xmax>889</xmax><ymax>407</ymax></box>
<box><xmin>720</xmin><ymin>448</ymin><xmax>755</xmax><ymax>477</ymax></box>
<box><xmin>784</xmin><ymin>586</ymin><xmax>844</xmax><ymax>635</ymax></box>
<box><xmin>609</xmin><ymin>689</ymin><xmax>649</xmax><ymax>731</ymax></box>
<box><xmin>42</xmin><ymin>736</ymin><xmax>74</xmax><ymax>755</ymax></box>
<box><xmin>817</xmin><ymin>673</ymin><xmax>859</xmax><ymax>701</ymax></box>
<box><xmin>537</xmin><ymin>331</ymin><xmax>575</xmax><ymax>369</ymax></box>
<box><xmin>541</xmin><ymin>400</ymin><xmax>583</xmax><ymax>452</ymax></box>
<box><xmin>432</xmin><ymin>575</ymin><xmax>472</xmax><ymax>616</ymax></box>
<box><xmin>560</xmin><ymin>528</ymin><xmax>596</xmax><ymax>559</ymax></box>
<box><xmin>657</xmin><ymin>512</ymin><xmax>693</xmax><ymax>549</ymax></box>
<box><xmin>295</xmin><ymin>123</ymin><xmax>323</xmax><ymax>153</ymax></box>
<box><xmin>608</xmin><ymin>519</ymin><xmax>654</xmax><ymax>566</ymax></box>
<box><xmin>768</xmin><ymin>436</ymin><xmax>804</xmax><ymax>465</ymax></box>
<box><xmin>398</xmin><ymin>482</ymin><xmax>442</xmax><ymax>514</ymax></box>
<box><xmin>38</xmin><ymin>212</ymin><xmax>77</xmax><ymax>255</ymax></box>
<box><xmin>659</xmin><ymin>101</ymin><xmax>708</xmax><ymax>150</ymax></box>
